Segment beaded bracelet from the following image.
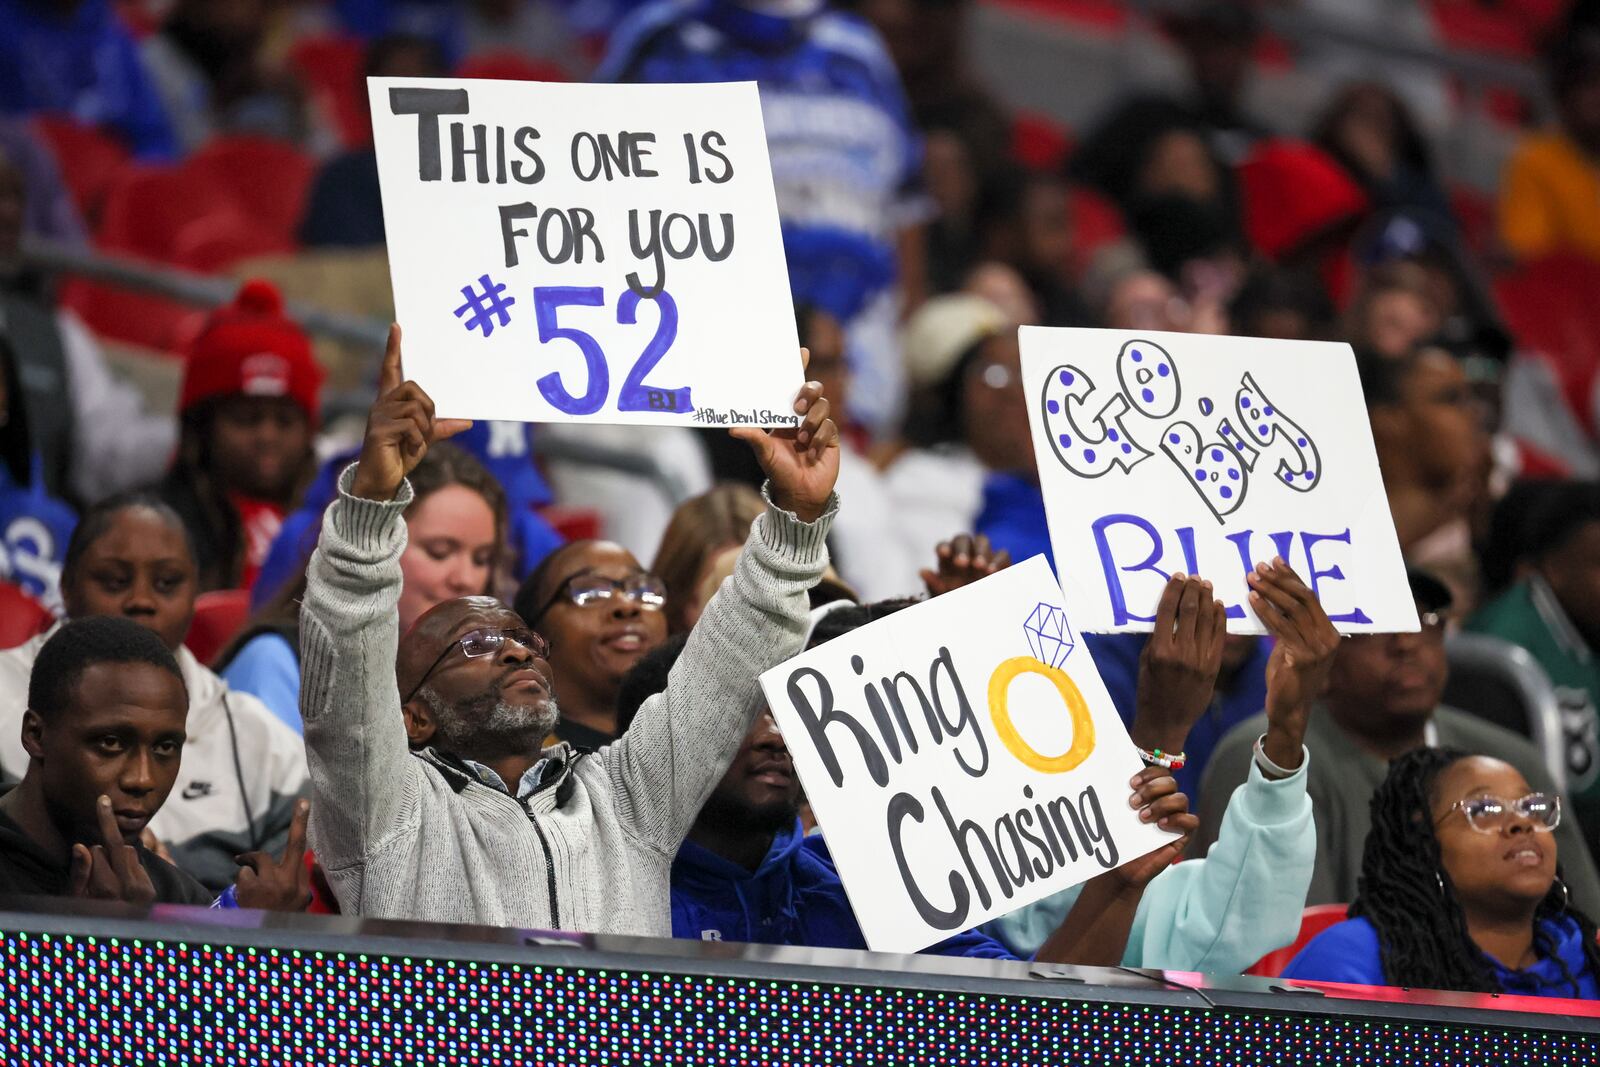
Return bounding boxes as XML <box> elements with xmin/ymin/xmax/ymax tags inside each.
<box><xmin>1136</xmin><ymin>746</ymin><xmax>1186</xmax><ymax>770</ymax></box>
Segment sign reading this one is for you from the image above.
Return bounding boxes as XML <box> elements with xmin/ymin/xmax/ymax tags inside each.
<box><xmin>761</xmin><ymin>557</ymin><xmax>1173</xmax><ymax>955</ymax></box>
<box><xmin>369</xmin><ymin>77</ymin><xmax>803</xmax><ymax>427</ymax></box>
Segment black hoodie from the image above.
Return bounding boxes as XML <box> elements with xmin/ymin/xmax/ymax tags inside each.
<box><xmin>0</xmin><ymin>810</ymin><xmax>213</xmax><ymax>907</ymax></box>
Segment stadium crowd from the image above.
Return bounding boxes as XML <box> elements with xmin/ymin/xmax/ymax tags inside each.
<box><xmin>1</xmin><ymin>0</ymin><xmax>1600</xmax><ymax>1001</ymax></box>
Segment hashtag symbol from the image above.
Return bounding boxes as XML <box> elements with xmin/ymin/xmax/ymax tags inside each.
<box><xmin>453</xmin><ymin>274</ymin><xmax>516</xmax><ymax>337</ymax></box>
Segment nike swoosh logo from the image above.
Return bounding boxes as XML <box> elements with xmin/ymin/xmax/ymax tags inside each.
<box><xmin>181</xmin><ymin>782</ymin><xmax>215</xmax><ymax>800</ymax></box>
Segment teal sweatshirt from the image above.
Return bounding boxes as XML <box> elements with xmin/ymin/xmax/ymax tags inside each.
<box><xmin>982</xmin><ymin>754</ymin><xmax>1315</xmax><ymax>974</ymax></box>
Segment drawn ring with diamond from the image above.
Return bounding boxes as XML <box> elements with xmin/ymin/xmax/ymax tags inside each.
<box><xmin>987</xmin><ymin>656</ymin><xmax>1096</xmax><ymax>774</ymax></box>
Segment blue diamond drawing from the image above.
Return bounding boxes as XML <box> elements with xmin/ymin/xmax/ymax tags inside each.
<box><xmin>1023</xmin><ymin>603</ymin><xmax>1075</xmax><ymax>669</ymax></box>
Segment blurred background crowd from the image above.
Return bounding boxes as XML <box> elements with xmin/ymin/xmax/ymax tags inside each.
<box><xmin>3</xmin><ymin>0</ymin><xmax>1600</xmax><ymax>990</ymax></box>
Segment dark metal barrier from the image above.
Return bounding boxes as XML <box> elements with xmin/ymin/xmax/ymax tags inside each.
<box><xmin>2</xmin><ymin>900</ymin><xmax>1596</xmax><ymax>1064</ymax></box>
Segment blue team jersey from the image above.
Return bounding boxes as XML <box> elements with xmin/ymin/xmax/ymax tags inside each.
<box><xmin>598</xmin><ymin>0</ymin><xmax>927</xmax><ymax>324</ymax></box>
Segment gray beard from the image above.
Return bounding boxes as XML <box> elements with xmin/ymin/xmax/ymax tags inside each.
<box><xmin>420</xmin><ymin>686</ymin><xmax>560</xmax><ymax>760</ymax></box>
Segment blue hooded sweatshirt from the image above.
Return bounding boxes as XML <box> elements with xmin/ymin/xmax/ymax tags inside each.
<box><xmin>1283</xmin><ymin>914</ymin><xmax>1600</xmax><ymax>999</ymax></box>
<box><xmin>671</xmin><ymin>819</ymin><xmax>1016</xmax><ymax>959</ymax></box>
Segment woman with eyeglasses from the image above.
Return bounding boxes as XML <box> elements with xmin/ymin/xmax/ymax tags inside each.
<box><xmin>1282</xmin><ymin>747</ymin><xmax>1600</xmax><ymax>998</ymax></box>
<box><xmin>511</xmin><ymin>541</ymin><xmax>669</xmax><ymax>749</ymax></box>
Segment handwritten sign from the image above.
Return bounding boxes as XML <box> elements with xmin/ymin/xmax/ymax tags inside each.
<box><xmin>369</xmin><ymin>77</ymin><xmax>803</xmax><ymax>426</ymax></box>
<box><xmin>1019</xmin><ymin>327</ymin><xmax>1416</xmax><ymax>634</ymax></box>
<box><xmin>760</xmin><ymin>557</ymin><xmax>1171</xmax><ymax>954</ymax></box>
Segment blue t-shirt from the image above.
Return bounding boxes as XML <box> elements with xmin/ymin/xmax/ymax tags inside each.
<box><xmin>0</xmin><ymin>456</ymin><xmax>75</xmax><ymax>611</ymax></box>
<box><xmin>1284</xmin><ymin>915</ymin><xmax>1600</xmax><ymax>999</ymax></box>
<box><xmin>0</xmin><ymin>0</ymin><xmax>178</xmax><ymax>159</ymax></box>
<box><xmin>220</xmin><ymin>632</ymin><xmax>302</xmax><ymax>735</ymax></box>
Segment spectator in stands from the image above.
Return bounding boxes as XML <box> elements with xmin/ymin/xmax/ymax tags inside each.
<box><xmin>300</xmin><ymin>33</ymin><xmax>445</xmax><ymax>249</ymax></box>
<box><xmin>961</xmin><ymin>261</ymin><xmax>1040</xmax><ymax>331</ymax></box>
<box><xmin>990</xmin><ymin>564</ymin><xmax>1322</xmax><ymax>972</ymax></box>
<box><xmin>0</xmin><ymin>142</ymin><xmax>178</xmax><ymax>506</ymax></box>
<box><xmin>599</xmin><ymin>0</ymin><xmax>930</xmax><ymax>435</ymax></box>
<box><xmin>1284</xmin><ymin>748</ymin><xmax>1600</xmax><ymax>999</ymax></box>
<box><xmin>0</xmin><ymin>615</ymin><xmax>312</xmax><ymax>910</ymax></box>
<box><xmin>0</xmin><ymin>494</ymin><xmax>309</xmax><ymax>892</ymax></box>
<box><xmin>217</xmin><ymin>442</ymin><xmax>510</xmax><ymax>735</ymax></box>
<box><xmin>974</xmin><ymin>168</ymin><xmax>1087</xmax><ymax>328</ymax></box>
<box><xmin>1227</xmin><ymin>266</ymin><xmax>1334</xmax><ymax>341</ymax></box>
<box><xmin>1468</xmin><ymin>482</ymin><xmax>1600</xmax><ymax>857</ymax></box>
<box><xmin>1197</xmin><ymin>569</ymin><xmax>1600</xmax><ymax>916</ymax></box>
<box><xmin>1499</xmin><ymin>28</ymin><xmax>1600</xmax><ymax>263</ymax></box>
<box><xmin>141</xmin><ymin>0</ymin><xmax>305</xmax><ymax>153</ymax></box>
<box><xmin>1361</xmin><ymin>345</ymin><xmax>1490</xmax><ymax>601</ymax></box>
<box><xmin>1343</xmin><ymin>261</ymin><xmax>1443</xmax><ymax>361</ymax></box>
<box><xmin>0</xmin><ymin>340</ymin><xmax>76</xmax><ymax>611</ymax></box>
<box><xmin>512</xmin><ymin>539</ymin><xmax>670</xmax><ymax>749</ymax></box>
<box><xmin>301</xmin><ymin>327</ymin><xmax>839</xmax><ymax>930</ymax></box>
<box><xmin>0</xmin><ymin>0</ymin><xmax>178</xmax><ymax>159</ymax></box>
<box><xmin>1313</xmin><ymin>82</ymin><xmax>1456</xmax><ymax>239</ymax></box>
<box><xmin>616</xmin><ymin>628</ymin><xmax>1199</xmax><ymax>966</ymax></box>
<box><xmin>920</xmin><ymin>124</ymin><xmax>985</xmax><ymax>294</ymax></box>
<box><xmin>157</xmin><ymin>280</ymin><xmax>323</xmax><ymax>592</ymax></box>
<box><xmin>653</xmin><ymin>484</ymin><xmax>767</xmax><ymax>637</ymax></box>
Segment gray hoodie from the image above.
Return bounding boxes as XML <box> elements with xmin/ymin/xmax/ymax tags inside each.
<box><xmin>301</xmin><ymin>467</ymin><xmax>835</xmax><ymax>934</ymax></box>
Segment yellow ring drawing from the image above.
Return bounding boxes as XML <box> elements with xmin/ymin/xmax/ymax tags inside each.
<box><xmin>987</xmin><ymin>656</ymin><xmax>1096</xmax><ymax>774</ymax></box>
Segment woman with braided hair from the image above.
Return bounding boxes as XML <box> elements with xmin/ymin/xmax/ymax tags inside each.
<box><xmin>1283</xmin><ymin>748</ymin><xmax>1600</xmax><ymax>998</ymax></box>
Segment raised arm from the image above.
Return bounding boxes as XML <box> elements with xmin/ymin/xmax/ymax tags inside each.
<box><xmin>300</xmin><ymin>326</ymin><xmax>470</xmax><ymax>869</ymax></box>
<box><xmin>606</xmin><ymin>352</ymin><xmax>840</xmax><ymax>853</ymax></box>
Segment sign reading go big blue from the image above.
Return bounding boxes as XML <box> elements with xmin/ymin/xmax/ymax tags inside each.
<box><xmin>369</xmin><ymin>77</ymin><xmax>803</xmax><ymax>427</ymax></box>
<box><xmin>762</xmin><ymin>557</ymin><xmax>1171</xmax><ymax>954</ymax></box>
<box><xmin>1019</xmin><ymin>327</ymin><xmax>1418</xmax><ymax>635</ymax></box>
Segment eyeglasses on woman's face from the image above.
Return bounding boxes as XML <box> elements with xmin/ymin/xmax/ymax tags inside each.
<box><xmin>1435</xmin><ymin>792</ymin><xmax>1561</xmax><ymax>834</ymax></box>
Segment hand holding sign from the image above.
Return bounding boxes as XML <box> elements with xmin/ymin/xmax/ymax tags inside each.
<box><xmin>351</xmin><ymin>325</ymin><xmax>473</xmax><ymax>502</ymax></box>
<box><xmin>921</xmin><ymin>534</ymin><xmax>1013</xmax><ymax>598</ymax></box>
<box><xmin>732</xmin><ymin>349</ymin><xmax>839</xmax><ymax>524</ymax></box>
<box><xmin>1250</xmin><ymin>557</ymin><xmax>1340</xmax><ymax>775</ymax></box>
<box><xmin>1130</xmin><ymin>574</ymin><xmax>1226</xmax><ymax>755</ymax></box>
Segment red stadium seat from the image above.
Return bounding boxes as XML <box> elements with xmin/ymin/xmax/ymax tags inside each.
<box><xmin>1495</xmin><ymin>254</ymin><xmax>1600</xmax><ymax>444</ymax></box>
<box><xmin>541</xmin><ymin>505</ymin><xmax>603</xmax><ymax>543</ymax></box>
<box><xmin>30</xmin><ymin>114</ymin><xmax>133</xmax><ymax>225</ymax></box>
<box><xmin>185</xmin><ymin>589</ymin><xmax>252</xmax><ymax>666</ymax></box>
<box><xmin>1246</xmin><ymin>903</ymin><xmax>1350</xmax><ymax>978</ymax></box>
<box><xmin>0</xmin><ymin>581</ymin><xmax>54</xmax><ymax>650</ymax></box>
<box><xmin>1010</xmin><ymin>111</ymin><xmax>1074</xmax><ymax>173</ymax></box>
<box><xmin>288</xmin><ymin>35</ymin><xmax>370</xmax><ymax>150</ymax></box>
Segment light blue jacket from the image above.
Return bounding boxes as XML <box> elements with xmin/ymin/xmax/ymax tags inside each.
<box><xmin>982</xmin><ymin>753</ymin><xmax>1315</xmax><ymax>974</ymax></box>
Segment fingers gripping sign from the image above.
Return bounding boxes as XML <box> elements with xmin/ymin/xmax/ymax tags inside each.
<box><xmin>730</xmin><ymin>347</ymin><xmax>840</xmax><ymax>523</ymax></box>
<box><xmin>1111</xmin><ymin>765</ymin><xmax>1198</xmax><ymax>889</ymax></box>
<box><xmin>1248</xmin><ymin>556</ymin><xmax>1341</xmax><ymax>775</ymax></box>
<box><xmin>1131</xmin><ymin>573</ymin><xmax>1227</xmax><ymax>755</ymax></box>
<box><xmin>921</xmin><ymin>533</ymin><xmax>1013</xmax><ymax>599</ymax></box>
<box><xmin>351</xmin><ymin>324</ymin><xmax>475</xmax><ymax>502</ymax></box>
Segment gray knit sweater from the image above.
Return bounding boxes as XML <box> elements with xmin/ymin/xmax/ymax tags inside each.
<box><xmin>300</xmin><ymin>467</ymin><xmax>836</xmax><ymax>934</ymax></box>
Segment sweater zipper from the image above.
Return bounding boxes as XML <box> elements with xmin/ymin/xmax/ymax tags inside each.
<box><xmin>529</xmin><ymin>816</ymin><xmax>561</xmax><ymax>929</ymax></box>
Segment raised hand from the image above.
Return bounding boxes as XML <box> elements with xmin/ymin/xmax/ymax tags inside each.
<box><xmin>232</xmin><ymin>799</ymin><xmax>314</xmax><ymax>913</ymax></box>
<box><xmin>731</xmin><ymin>348</ymin><xmax>840</xmax><ymax>523</ymax></box>
<box><xmin>1110</xmin><ymin>765</ymin><xmax>1198</xmax><ymax>890</ymax></box>
<box><xmin>921</xmin><ymin>533</ymin><xmax>1012</xmax><ymax>598</ymax></box>
<box><xmin>1249</xmin><ymin>557</ymin><xmax>1340</xmax><ymax>775</ymax></box>
<box><xmin>351</xmin><ymin>324</ymin><xmax>474</xmax><ymax>501</ymax></box>
<box><xmin>69</xmin><ymin>795</ymin><xmax>158</xmax><ymax>906</ymax></box>
<box><xmin>1130</xmin><ymin>574</ymin><xmax>1227</xmax><ymax>756</ymax></box>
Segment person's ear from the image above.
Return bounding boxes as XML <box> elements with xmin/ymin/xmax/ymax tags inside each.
<box><xmin>402</xmin><ymin>695</ymin><xmax>436</xmax><ymax>750</ymax></box>
<box><xmin>20</xmin><ymin>709</ymin><xmax>45</xmax><ymax>761</ymax></box>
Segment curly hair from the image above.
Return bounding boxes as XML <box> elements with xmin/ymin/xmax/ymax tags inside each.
<box><xmin>1351</xmin><ymin>747</ymin><xmax>1600</xmax><ymax>994</ymax></box>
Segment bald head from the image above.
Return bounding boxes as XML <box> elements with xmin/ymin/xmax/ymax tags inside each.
<box><xmin>397</xmin><ymin>595</ymin><xmax>527</xmax><ymax>703</ymax></box>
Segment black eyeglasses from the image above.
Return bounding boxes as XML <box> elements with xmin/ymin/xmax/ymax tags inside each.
<box><xmin>403</xmin><ymin>627</ymin><xmax>552</xmax><ymax>705</ymax></box>
<box><xmin>525</xmin><ymin>570</ymin><xmax>666</xmax><ymax>625</ymax></box>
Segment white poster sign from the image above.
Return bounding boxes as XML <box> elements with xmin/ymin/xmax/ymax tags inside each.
<box><xmin>369</xmin><ymin>77</ymin><xmax>802</xmax><ymax>426</ymax></box>
<box><xmin>1019</xmin><ymin>327</ymin><xmax>1417</xmax><ymax>635</ymax></box>
<box><xmin>761</xmin><ymin>557</ymin><xmax>1171</xmax><ymax>954</ymax></box>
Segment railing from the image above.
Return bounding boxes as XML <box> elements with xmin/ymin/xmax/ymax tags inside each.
<box><xmin>16</xmin><ymin>237</ymin><xmax>692</xmax><ymax>507</ymax></box>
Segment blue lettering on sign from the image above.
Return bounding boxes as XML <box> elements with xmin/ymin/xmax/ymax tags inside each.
<box><xmin>1092</xmin><ymin>514</ymin><xmax>1370</xmax><ymax>627</ymax></box>
<box><xmin>515</xmin><ymin>286</ymin><xmax>693</xmax><ymax>417</ymax></box>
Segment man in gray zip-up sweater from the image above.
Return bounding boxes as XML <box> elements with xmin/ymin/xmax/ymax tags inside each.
<box><xmin>300</xmin><ymin>327</ymin><xmax>840</xmax><ymax>934</ymax></box>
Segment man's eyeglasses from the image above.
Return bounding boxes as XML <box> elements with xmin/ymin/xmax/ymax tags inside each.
<box><xmin>526</xmin><ymin>571</ymin><xmax>666</xmax><ymax>625</ymax></box>
<box><xmin>1435</xmin><ymin>792</ymin><xmax>1560</xmax><ymax>834</ymax></box>
<box><xmin>403</xmin><ymin>627</ymin><xmax>551</xmax><ymax>705</ymax></box>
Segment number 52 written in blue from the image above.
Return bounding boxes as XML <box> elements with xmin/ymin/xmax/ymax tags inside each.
<box><xmin>532</xmin><ymin>286</ymin><xmax>690</xmax><ymax>416</ymax></box>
